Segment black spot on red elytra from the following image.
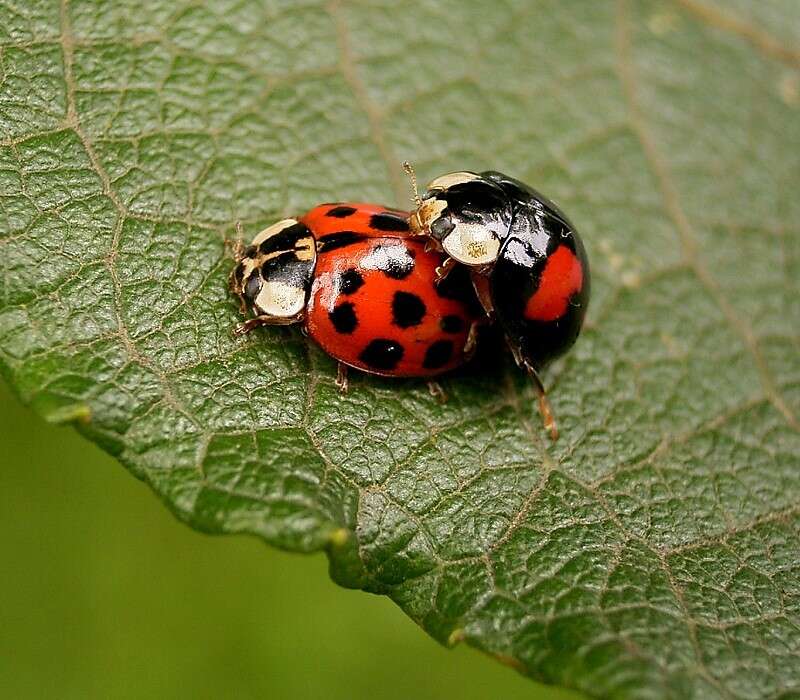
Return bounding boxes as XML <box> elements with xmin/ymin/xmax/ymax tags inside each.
<box><xmin>440</xmin><ymin>315</ymin><xmax>464</xmax><ymax>333</ymax></box>
<box><xmin>329</xmin><ymin>302</ymin><xmax>358</xmax><ymax>334</ymax></box>
<box><xmin>359</xmin><ymin>339</ymin><xmax>404</xmax><ymax>370</ymax></box>
<box><xmin>370</xmin><ymin>212</ymin><xmax>409</xmax><ymax>232</ymax></box>
<box><xmin>317</xmin><ymin>231</ymin><xmax>365</xmax><ymax>252</ymax></box>
<box><xmin>326</xmin><ymin>205</ymin><xmax>357</xmax><ymax>218</ymax></box>
<box><xmin>338</xmin><ymin>268</ymin><xmax>364</xmax><ymax>295</ymax></box>
<box><xmin>392</xmin><ymin>291</ymin><xmax>426</xmax><ymax>328</ymax></box>
<box><xmin>373</xmin><ymin>244</ymin><xmax>415</xmax><ymax>279</ymax></box>
<box><xmin>423</xmin><ymin>340</ymin><xmax>453</xmax><ymax>370</ymax></box>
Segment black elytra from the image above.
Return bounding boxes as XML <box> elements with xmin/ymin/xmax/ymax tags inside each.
<box><xmin>485</xmin><ymin>171</ymin><xmax>589</xmax><ymax>370</ymax></box>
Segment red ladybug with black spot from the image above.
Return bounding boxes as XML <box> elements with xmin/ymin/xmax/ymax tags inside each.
<box><xmin>408</xmin><ymin>168</ymin><xmax>590</xmax><ymax>437</ymax></box>
<box><xmin>229</xmin><ymin>202</ymin><xmax>482</xmax><ymax>391</ymax></box>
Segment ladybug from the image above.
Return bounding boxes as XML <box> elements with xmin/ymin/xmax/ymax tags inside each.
<box><xmin>406</xmin><ymin>166</ymin><xmax>590</xmax><ymax>438</ymax></box>
<box><xmin>229</xmin><ymin>203</ymin><xmax>483</xmax><ymax>392</ymax></box>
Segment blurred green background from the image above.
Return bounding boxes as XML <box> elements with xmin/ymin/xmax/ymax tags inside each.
<box><xmin>0</xmin><ymin>379</ymin><xmax>579</xmax><ymax>700</ymax></box>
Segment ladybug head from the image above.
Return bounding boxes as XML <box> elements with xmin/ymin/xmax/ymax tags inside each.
<box><xmin>409</xmin><ymin>172</ymin><xmax>512</xmax><ymax>267</ymax></box>
<box><xmin>230</xmin><ymin>252</ymin><xmax>265</xmax><ymax>310</ymax></box>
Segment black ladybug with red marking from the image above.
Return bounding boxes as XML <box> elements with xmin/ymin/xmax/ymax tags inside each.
<box><xmin>229</xmin><ymin>203</ymin><xmax>483</xmax><ymax>392</ymax></box>
<box><xmin>408</xmin><ymin>167</ymin><xmax>590</xmax><ymax>437</ymax></box>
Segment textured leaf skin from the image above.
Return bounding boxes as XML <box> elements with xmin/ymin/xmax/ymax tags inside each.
<box><xmin>1</xmin><ymin>1</ymin><xmax>799</xmax><ymax>698</ymax></box>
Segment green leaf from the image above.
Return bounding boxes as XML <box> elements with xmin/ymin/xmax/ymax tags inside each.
<box><xmin>1</xmin><ymin>1</ymin><xmax>798</xmax><ymax>697</ymax></box>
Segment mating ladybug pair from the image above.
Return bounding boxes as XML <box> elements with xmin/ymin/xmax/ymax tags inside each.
<box><xmin>229</xmin><ymin>166</ymin><xmax>590</xmax><ymax>439</ymax></box>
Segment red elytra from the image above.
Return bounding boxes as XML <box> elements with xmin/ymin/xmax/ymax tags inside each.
<box><xmin>299</xmin><ymin>204</ymin><xmax>481</xmax><ymax>377</ymax></box>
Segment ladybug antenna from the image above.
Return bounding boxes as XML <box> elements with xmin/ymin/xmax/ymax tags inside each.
<box><xmin>226</xmin><ymin>220</ymin><xmax>245</xmax><ymax>260</ymax></box>
<box><xmin>403</xmin><ymin>161</ymin><xmax>422</xmax><ymax>208</ymax></box>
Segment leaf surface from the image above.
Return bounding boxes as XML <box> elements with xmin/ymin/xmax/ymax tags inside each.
<box><xmin>1</xmin><ymin>1</ymin><xmax>799</xmax><ymax>697</ymax></box>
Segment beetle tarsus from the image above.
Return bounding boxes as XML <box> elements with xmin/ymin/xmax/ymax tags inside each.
<box><xmin>336</xmin><ymin>363</ymin><xmax>349</xmax><ymax>393</ymax></box>
<box><xmin>525</xmin><ymin>362</ymin><xmax>559</xmax><ymax>441</ymax></box>
<box><xmin>463</xmin><ymin>321</ymin><xmax>481</xmax><ymax>357</ymax></box>
<box><xmin>434</xmin><ymin>256</ymin><xmax>457</xmax><ymax>283</ymax></box>
<box><xmin>428</xmin><ymin>381</ymin><xmax>447</xmax><ymax>403</ymax></box>
<box><xmin>233</xmin><ymin>312</ymin><xmax>302</xmax><ymax>336</ymax></box>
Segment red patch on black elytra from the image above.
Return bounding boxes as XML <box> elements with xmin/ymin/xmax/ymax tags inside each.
<box><xmin>524</xmin><ymin>245</ymin><xmax>583</xmax><ymax>322</ymax></box>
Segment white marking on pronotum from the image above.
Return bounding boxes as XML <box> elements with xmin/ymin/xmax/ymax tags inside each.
<box><xmin>425</xmin><ymin>171</ymin><xmax>479</xmax><ymax>191</ymax></box>
<box><xmin>442</xmin><ymin>222</ymin><xmax>501</xmax><ymax>265</ymax></box>
<box><xmin>255</xmin><ymin>280</ymin><xmax>306</xmax><ymax>318</ymax></box>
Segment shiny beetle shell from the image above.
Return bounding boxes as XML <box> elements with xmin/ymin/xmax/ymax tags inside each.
<box><xmin>410</xmin><ymin>170</ymin><xmax>590</xmax><ymax>370</ymax></box>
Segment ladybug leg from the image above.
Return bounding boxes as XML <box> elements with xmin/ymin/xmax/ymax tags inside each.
<box><xmin>427</xmin><ymin>381</ymin><xmax>447</xmax><ymax>404</ymax></box>
<box><xmin>524</xmin><ymin>362</ymin><xmax>559</xmax><ymax>442</ymax></box>
<box><xmin>434</xmin><ymin>256</ymin><xmax>458</xmax><ymax>283</ymax></box>
<box><xmin>463</xmin><ymin>321</ymin><xmax>481</xmax><ymax>357</ymax></box>
<box><xmin>233</xmin><ymin>311</ymin><xmax>303</xmax><ymax>336</ymax></box>
<box><xmin>335</xmin><ymin>362</ymin><xmax>349</xmax><ymax>393</ymax></box>
<box><xmin>424</xmin><ymin>238</ymin><xmax>441</xmax><ymax>252</ymax></box>
<box><xmin>470</xmin><ymin>270</ymin><xmax>495</xmax><ymax>321</ymax></box>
